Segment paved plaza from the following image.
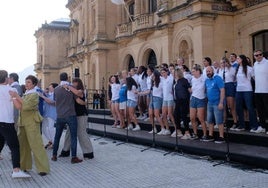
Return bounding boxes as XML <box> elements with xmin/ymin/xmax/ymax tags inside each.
<box><xmin>0</xmin><ymin>131</ymin><xmax>268</xmax><ymax>188</ymax></box>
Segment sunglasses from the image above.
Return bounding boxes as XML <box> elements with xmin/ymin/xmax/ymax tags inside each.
<box><xmin>254</xmin><ymin>53</ymin><xmax>263</xmax><ymax>57</ymax></box>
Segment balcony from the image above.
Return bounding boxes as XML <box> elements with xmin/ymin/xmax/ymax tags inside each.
<box><xmin>116</xmin><ymin>22</ymin><xmax>132</xmax><ymax>38</ymax></box>
<box><xmin>133</xmin><ymin>13</ymin><xmax>154</xmax><ymax>33</ymax></box>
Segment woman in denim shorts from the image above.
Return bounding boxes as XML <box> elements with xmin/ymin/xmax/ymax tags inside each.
<box><xmin>111</xmin><ymin>75</ymin><xmax>121</xmax><ymax>127</ymax></box>
<box><xmin>126</xmin><ymin>77</ymin><xmax>140</xmax><ymax>131</ymax></box>
<box><xmin>218</xmin><ymin>57</ymin><xmax>237</xmax><ymax>130</ymax></box>
<box><xmin>190</xmin><ymin>65</ymin><xmax>207</xmax><ymax>140</ymax></box>
<box><xmin>139</xmin><ymin>70</ymin><xmax>164</xmax><ymax>134</ymax></box>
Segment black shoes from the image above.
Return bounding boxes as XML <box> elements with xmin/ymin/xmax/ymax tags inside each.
<box><xmin>83</xmin><ymin>152</ymin><xmax>94</xmax><ymax>159</ymax></box>
<box><xmin>59</xmin><ymin>150</ymin><xmax>70</xmax><ymax>157</ymax></box>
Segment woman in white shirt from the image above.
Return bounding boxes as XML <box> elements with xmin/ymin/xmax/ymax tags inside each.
<box><xmin>235</xmin><ymin>55</ymin><xmax>258</xmax><ymax>132</ymax></box>
<box><xmin>138</xmin><ymin>70</ymin><xmax>165</xmax><ymax>133</ymax></box>
<box><xmin>110</xmin><ymin>75</ymin><xmax>121</xmax><ymax>127</ymax></box>
<box><xmin>190</xmin><ymin>65</ymin><xmax>207</xmax><ymax>140</ymax></box>
<box><xmin>159</xmin><ymin>68</ymin><xmax>175</xmax><ymax>135</ymax></box>
<box><xmin>218</xmin><ymin>57</ymin><xmax>237</xmax><ymax>130</ymax></box>
<box><xmin>126</xmin><ymin>77</ymin><xmax>140</xmax><ymax>131</ymax></box>
<box><xmin>137</xmin><ymin>66</ymin><xmax>148</xmax><ymax>120</ymax></box>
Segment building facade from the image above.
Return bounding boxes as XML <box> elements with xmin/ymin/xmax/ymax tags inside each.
<box><xmin>34</xmin><ymin>0</ymin><xmax>268</xmax><ymax>91</ymax></box>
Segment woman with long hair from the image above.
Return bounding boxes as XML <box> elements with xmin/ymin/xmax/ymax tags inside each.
<box><xmin>234</xmin><ymin>55</ymin><xmax>258</xmax><ymax>132</ymax></box>
<box><xmin>143</xmin><ymin>65</ymin><xmax>154</xmax><ymax>122</ymax></box>
<box><xmin>126</xmin><ymin>77</ymin><xmax>140</xmax><ymax>131</ymax></box>
<box><xmin>137</xmin><ymin>66</ymin><xmax>148</xmax><ymax>120</ymax></box>
<box><xmin>118</xmin><ymin>70</ymin><xmax>128</xmax><ymax>129</ymax></box>
<box><xmin>138</xmin><ymin>70</ymin><xmax>165</xmax><ymax>133</ymax></box>
<box><xmin>218</xmin><ymin>57</ymin><xmax>237</xmax><ymax>130</ymax></box>
<box><xmin>110</xmin><ymin>75</ymin><xmax>121</xmax><ymax>127</ymax></box>
<box><xmin>160</xmin><ymin>68</ymin><xmax>176</xmax><ymax>136</ymax></box>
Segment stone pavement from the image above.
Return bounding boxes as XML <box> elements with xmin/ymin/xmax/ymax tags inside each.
<box><xmin>0</xmin><ymin>131</ymin><xmax>268</xmax><ymax>188</ymax></box>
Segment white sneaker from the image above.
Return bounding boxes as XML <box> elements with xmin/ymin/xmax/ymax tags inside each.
<box><xmin>157</xmin><ymin>128</ymin><xmax>166</xmax><ymax>135</ymax></box>
<box><xmin>180</xmin><ymin>121</ymin><xmax>183</xmax><ymax>125</ymax></box>
<box><xmin>132</xmin><ymin>125</ymin><xmax>141</xmax><ymax>131</ymax></box>
<box><xmin>181</xmin><ymin>134</ymin><xmax>191</xmax><ymax>140</ymax></box>
<box><xmin>189</xmin><ymin>122</ymin><xmax>192</xmax><ymax>126</ymax></box>
<box><xmin>126</xmin><ymin>124</ymin><xmax>133</xmax><ymax>130</ymax></box>
<box><xmin>163</xmin><ymin>129</ymin><xmax>171</xmax><ymax>135</ymax></box>
<box><xmin>266</xmin><ymin>131</ymin><xmax>268</xmax><ymax>134</ymax></box>
<box><xmin>171</xmin><ymin>130</ymin><xmax>183</xmax><ymax>138</ymax></box>
<box><xmin>148</xmin><ymin>128</ymin><xmax>157</xmax><ymax>134</ymax></box>
<box><xmin>251</xmin><ymin>126</ymin><xmax>266</xmax><ymax>133</ymax></box>
<box><xmin>214</xmin><ymin>125</ymin><xmax>219</xmax><ymax>129</ymax></box>
<box><xmin>137</xmin><ymin>115</ymin><xmax>143</xmax><ymax>120</ymax></box>
<box><xmin>12</xmin><ymin>170</ymin><xmax>31</xmax><ymax>178</ymax></box>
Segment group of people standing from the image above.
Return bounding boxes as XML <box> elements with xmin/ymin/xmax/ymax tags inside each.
<box><xmin>0</xmin><ymin>71</ymin><xmax>94</xmax><ymax>178</ymax></box>
<box><xmin>107</xmin><ymin>49</ymin><xmax>268</xmax><ymax>144</ymax></box>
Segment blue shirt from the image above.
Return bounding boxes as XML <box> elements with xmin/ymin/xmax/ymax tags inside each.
<box><xmin>205</xmin><ymin>75</ymin><xmax>224</xmax><ymax>105</ymax></box>
<box><xmin>119</xmin><ymin>84</ymin><xmax>127</xmax><ymax>103</ymax></box>
<box><xmin>43</xmin><ymin>93</ymin><xmax>57</xmax><ymax>120</ymax></box>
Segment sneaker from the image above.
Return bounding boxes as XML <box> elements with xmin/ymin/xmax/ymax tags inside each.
<box><xmin>116</xmin><ymin>125</ymin><xmax>121</xmax><ymax>129</ymax></box>
<box><xmin>215</xmin><ymin>137</ymin><xmax>225</xmax><ymax>144</ymax></box>
<box><xmin>250</xmin><ymin>126</ymin><xmax>266</xmax><ymax>133</ymax></box>
<box><xmin>171</xmin><ymin>130</ymin><xmax>183</xmax><ymax>137</ymax></box>
<box><xmin>180</xmin><ymin>121</ymin><xmax>183</xmax><ymax>125</ymax></box>
<box><xmin>111</xmin><ymin>124</ymin><xmax>117</xmax><ymax>128</ymax></box>
<box><xmin>148</xmin><ymin>128</ymin><xmax>157</xmax><ymax>134</ymax></box>
<box><xmin>163</xmin><ymin>129</ymin><xmax>171</xmax><ymax>135</ymax></box>
<box><xmin>230</xmin><ymin>124</ymin><xmax>238</xmax><ymax>131</ymax></box>
<box><xmin>12</xmin><ymin>170</ymin><xmax>31</xmax><ymax>178</ymax></box>
<box><xmin>235</xmin><ymin>127</ymin><xmax>245</xmax><ymax>131</ymax></box>
<box><xmin>132</xmin><ymin>125</ymin><xmax>141</xmax><ymax>131</ymax></box>
<box><xmin>201</xmin><ymin>135</ymin><xmax>214</xmax><ymax>142</ymax></box>
<box><xmin>38</xmin><ymin>172</ymin><xmax>47</xmax><ymax>176</ymax></box>
<box><xmin>137</xmin><ymin>115</ymin><xmax>146</xmax><ymax>120</ymax></box>
<box><xmin>126</xmin><ymin>124</ymin><xmax>133</xmax><ymax>130</ymax></box>
<box><xmin>214</xmin><ymin>124</ymin><xmax>219</xmax><ymax>129</ymax></box>
<box><xmin>181</xmin><ymin>134</ymin><xmax>191</xmax><ymax>140</ymax></box>
<box><xmin>266</xmin><ymin>131</ymin><xmax>268</xmax><ymax>135</ymax></box>
<box><xmin>189</xmin><ymin>122</ymin><xmax>192</xmax><ymax>126</ymax></box>
<box><xmin>190</xmin><ymin>134</ymin><xmax>199</xmax><ymax>140</ymax></box>
<box><xmin>71</xmin><ymin>157</ymin><xmax>83</xmax><ymax>164</ymax></box>
<box><xmin>157</xmin><ymin>128</ymin><xmax>166</xmax><ymax>135</ymax></box>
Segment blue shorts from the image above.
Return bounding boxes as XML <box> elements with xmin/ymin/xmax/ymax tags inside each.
<box><xmin>127</xmin><ymin>99</ymin><xmax>137</xmax><ymax>108</ymax></box>
<box><xmin>190</xmin><ymin>96</ymin><xmax>206</xmax><ymax>108</ymax></box>
<box><xmin>162</xmin><ymin>100</ymin><xmax>174</xmax><ymax>107</ymax></box>
<box><xmin>225</xmin><ymin>82</ymin><xmax>236</xmax><ymax>97</ymax></box>
<box><xmin>207</xmin><ymin>104</ymin><xmax>224</xmax><ymax>125</ymax></box>
<box><xmin>112</xmin><ymin>99</ymin><xmax>120</xmax><ymax>103</ymax></box>
<box><xmin>149</xmin><ymin>96</ymin><xmax>163</xmax><ymax>110</ymax></box>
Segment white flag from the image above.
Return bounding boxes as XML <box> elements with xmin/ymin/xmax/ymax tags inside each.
<box><xmin>111</xmin><ymin>0</ymin><xmax>125</xmax><ymax>5</ymax></box>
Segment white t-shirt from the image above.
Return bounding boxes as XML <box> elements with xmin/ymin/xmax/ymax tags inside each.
<box><xmin>131</xmin><ymin>74</ymin><xmax>139</xmax><ymax>85</ymax></box>
<box><xmin>152</xmin><ymin>80</ymin><xmax>163</xmax><ymax>98</ymax></box>
<box><xmin>254</xmin><ymin>58</ymin><xmax>268</xmax><ymax>93</ymax></box>
<box><xmin>127</xmin><ymin>85</ymin><xmax>138</xmax><ymax>102</ymax></box>
<box><xmin>236</xmin><ymin>66</ymin><xmax>254</xmax><ymax>92</ymax></box>
<box><xmin>218</xmin><ymin>67</ymin><xmax>236</xmax><ymax>83</ymax></box>
<box><xmin>191</xmin><ymin>75</ymin><xmax>206</xmax><ymax>99</ymax></box>
<box><xmin>138</xmin><ymin>72</ymin><xmax>147</xmax><ymax>91</ymax></box>
<box><xmin>184</xmin><ymin>72</ymin><xmax>192</xmax><ymax>84</ymax></box>
<box><xmin>111</xmin><ymin>83</ymin><xmax>120</xmax><ymax>100</ymax></box>
<box><xmin>146</xmin><ymin>75</ymin><xmax>152</xmax><ymax>90</ymax></box>
<box><xmin>0</xmin><ymin>85</ymin><xmax>16</xmax><ymax>123</ymax></box>
<box><xmin>161</xmin><ymin>75</ymin><xmax>174</xmax><ymax>101</ymax></box>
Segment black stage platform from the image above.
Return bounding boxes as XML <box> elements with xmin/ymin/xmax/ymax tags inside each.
<box><xmin>87</xmin><ymin>109</ymin><xmax>268</xmax><ymax>169</ymax></box>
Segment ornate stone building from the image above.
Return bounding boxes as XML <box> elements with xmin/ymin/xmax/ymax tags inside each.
<box><xmin>35</xmin><ymin>0</ymin><xmax>268</xmax><ymax>91</ymax></box>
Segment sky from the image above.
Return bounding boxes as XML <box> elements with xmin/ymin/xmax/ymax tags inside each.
<box><xmin>0</xmin><ymin>0</ymin><xmax>69</xmax><ymax>78</ymax></box>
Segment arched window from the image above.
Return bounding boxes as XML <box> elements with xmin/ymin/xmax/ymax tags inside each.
<box><xmin>253</xmin><ymin>30</ymin><xmax>268</xmax><ymax>58</ymax></box>
<box><xmin>148</xmin><ymin>50</ymin><xmax>157</xmax><ymax>67</ymax></box>
<box><xmin>128</xmin><ymin>56</ymin><xmax>135</xmax><ymax>71</ymax></box>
